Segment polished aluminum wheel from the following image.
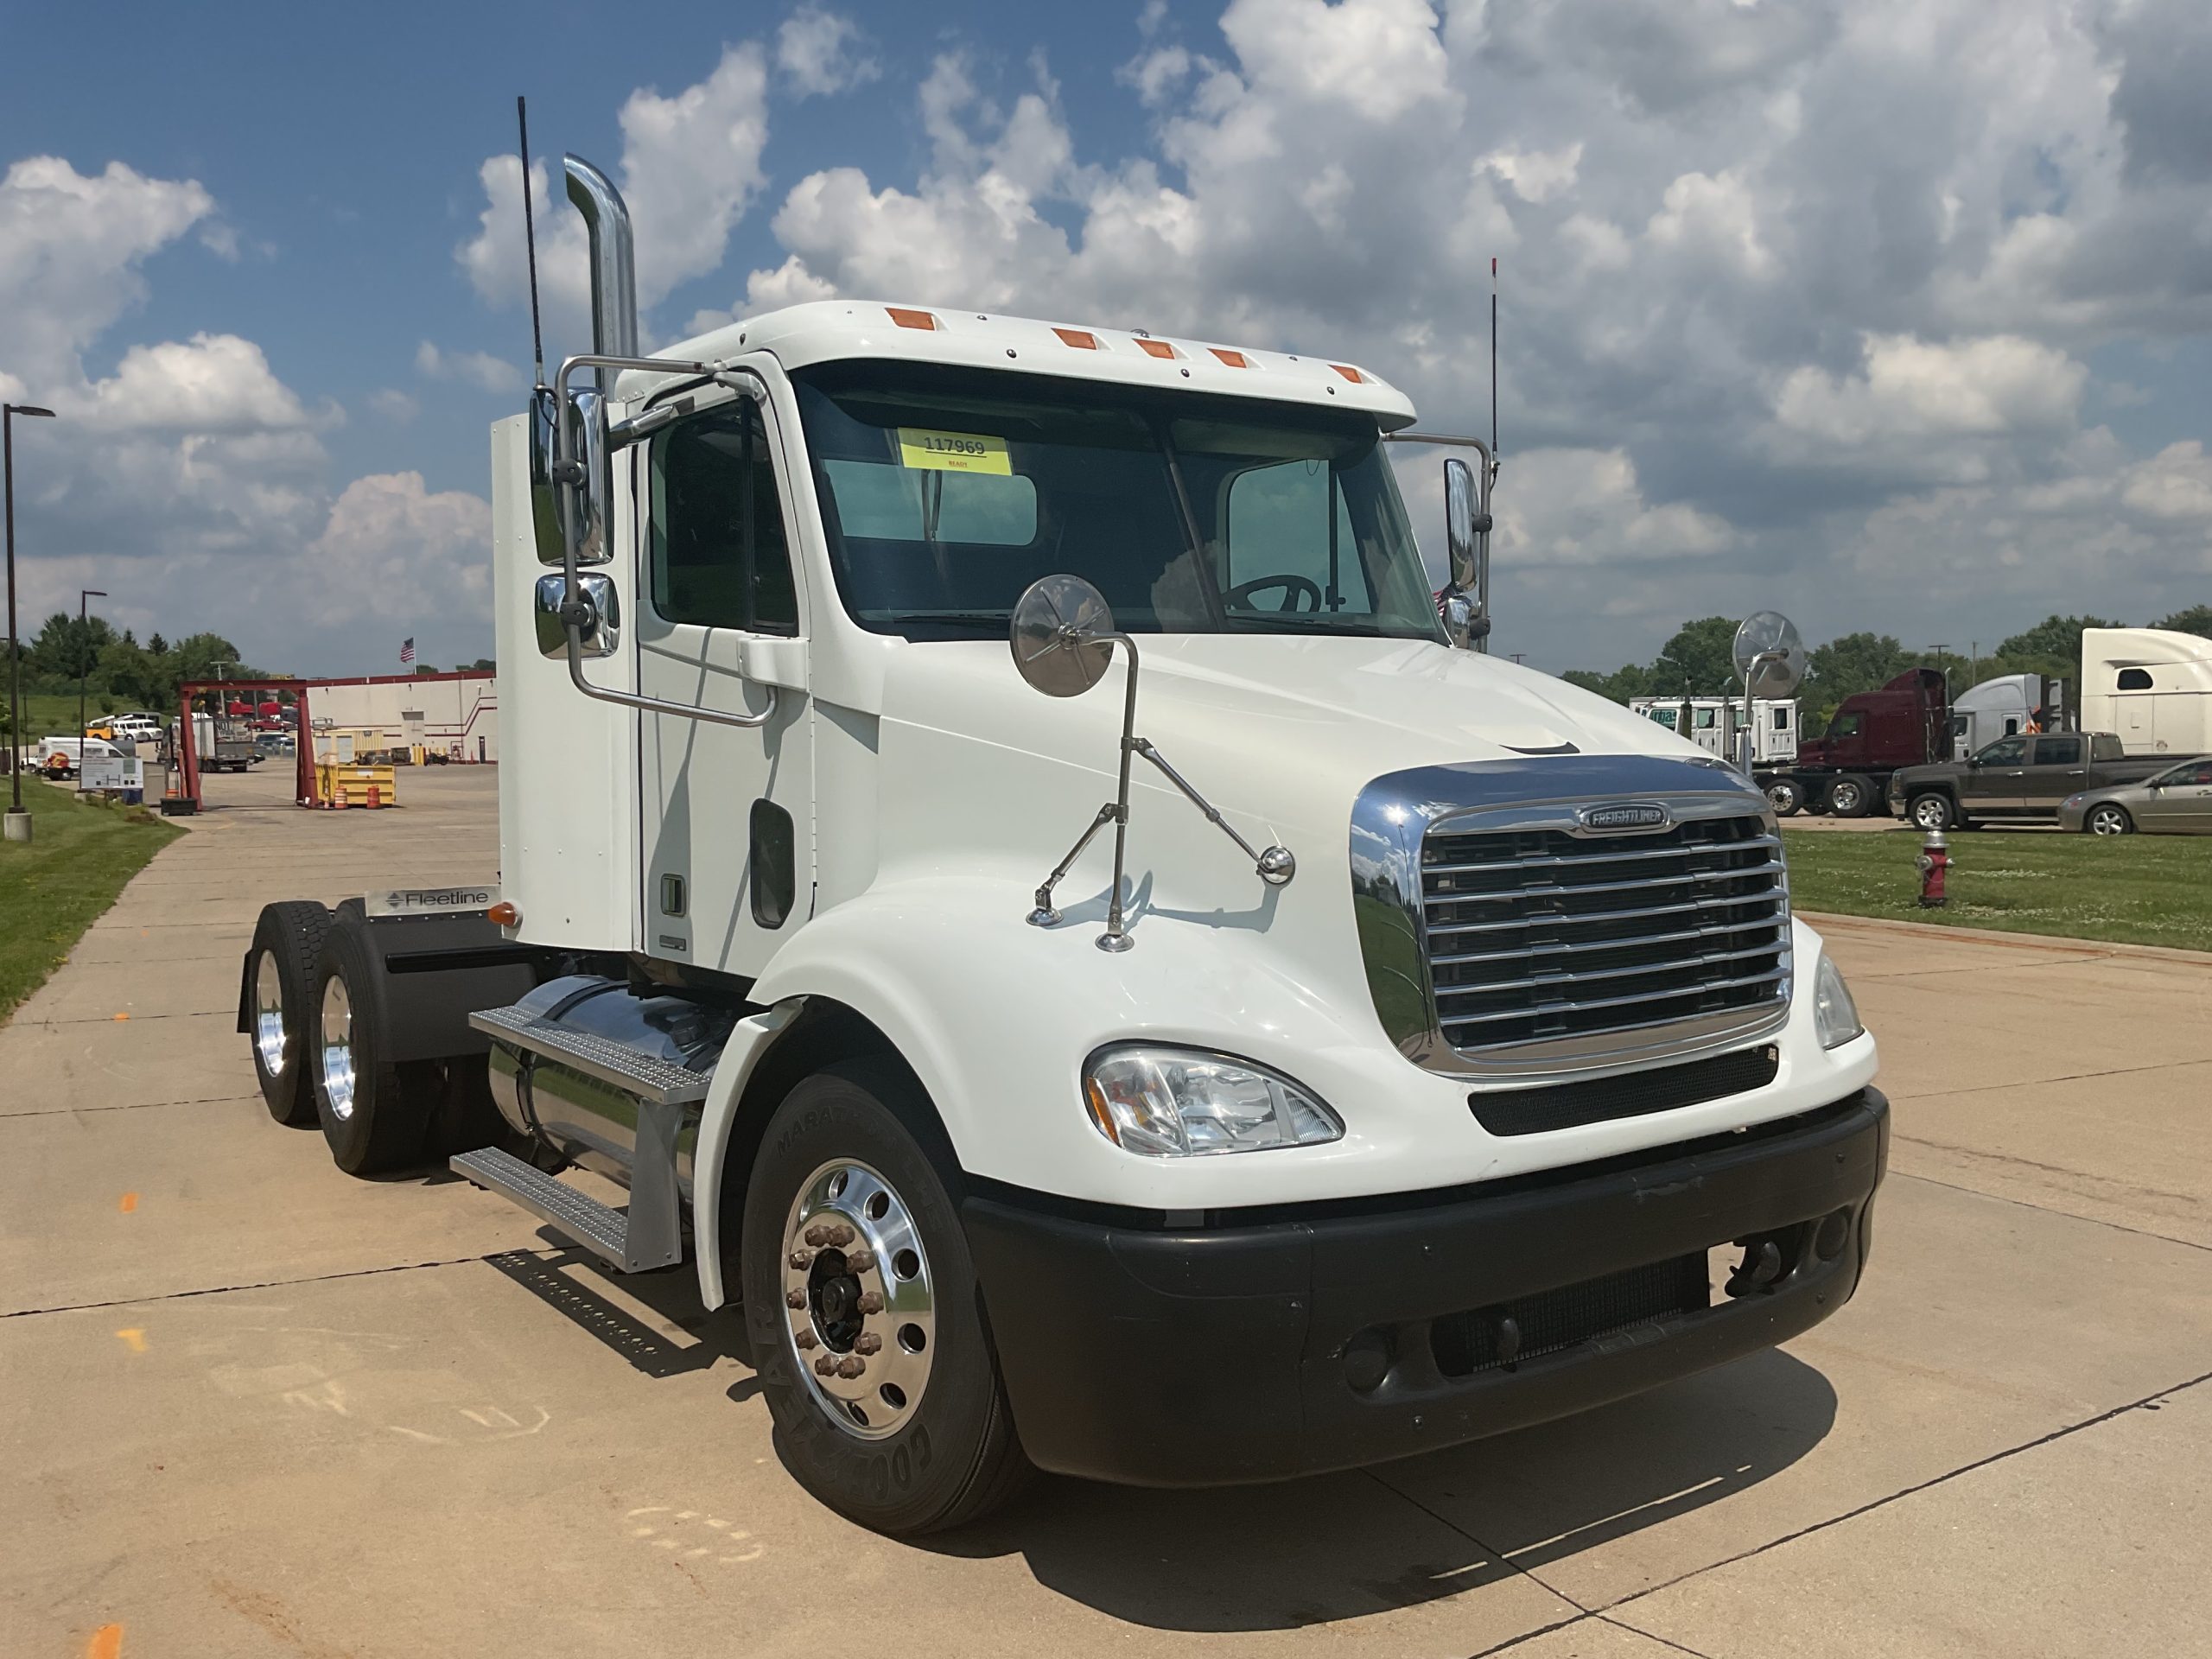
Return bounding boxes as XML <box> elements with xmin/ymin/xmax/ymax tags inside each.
<box><xmin>2088</xmin><ymin>804</ymin><xmax>2130</xmax><ymax>836</ymax></box>
<box><xmin>253</xmin><ymin>950</ymin><xmax>288</xmax><ymax>1077</ymax></box>
<box><xmin>781</xmin><ymin>1159</ymin><xmax>935</xmax><ymax>1440</ymax></box>
<box><xmin>320</xmin><ymin>974</ymin><xmax>357</xmax><ymax>1122</ymax></box>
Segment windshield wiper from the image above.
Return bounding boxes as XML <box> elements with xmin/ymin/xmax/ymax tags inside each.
<box><xmin>876</xmin><ymin>610</ymin><xmax>1014</xmax><ymax>628</ymax></box>
<box><xmin>1221</xmin><ymin>614</ymin><xmax>1411</xmax><ymax>638</ymax></box>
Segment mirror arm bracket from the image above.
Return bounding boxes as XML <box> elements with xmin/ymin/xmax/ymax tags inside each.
<box><xmin>549</xmin><ymin>351</ymin><xmax>781</xmax><ymax>731</ymax></box>
<box><xmin>1133</xmin><ymin>738</ymin><xmax>1295</xmax><ymax>886</ymax></box>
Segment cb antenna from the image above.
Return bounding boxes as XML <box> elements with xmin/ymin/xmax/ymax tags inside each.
<box><xmin>1490</xmin><ymin>257</ymin><xmax>1499</xmax><ymax>484</ymax></box>
<box><xmin>518</xmin><ymin>95</ymin><xmax>545</xmax><ymax>389</ymax></box>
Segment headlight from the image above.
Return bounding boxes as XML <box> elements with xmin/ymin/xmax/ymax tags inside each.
<box><xmin>1813</xmin><ymin>956</ymin><xmax>1864</xmax><ymax>1049</ymax></box>
<box><xmin>1082</xmin><ymin>1046</ymin><xmax>1344</xmax><ymax>1157</ymax></box>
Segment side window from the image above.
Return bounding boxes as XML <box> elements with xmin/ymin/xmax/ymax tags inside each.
<box><xmin>2192</xmin><ymin>763</ymin><xmax>2212</xmax><ymax>785</ymax></box>
<box><xmin>1694</xmin><ymin>707</ymin><xmax>1716</xmax><ymax>730</ymax></box>
<box><xmin>1224</xmin><ymin>461</ymin><xmax>1370</xmax><ymax>613</ymax></box>
<box><xmin>649</xmin><ymin>403</ymin><xmax>798</xmax><ymax>634</ymax></box>
<box><xmin>2116</xmin><ymin>668</ymin><xmax>2153</xmax><ymax>690</ymax></box>
<box><xmin>2091</xmin><ymin>734</ymin><xmax>2122</xmax><ymax>760</ymax></box>
<box><xmin>2036</xmin><ymin>735</ymin><xmax>2082</xmax><ymax>766</ymax></box>
<box><xmin>1979</xmin><ymin>736</ymin><xmax>2026</xmax><ymax>766</ymax></box>
<box><xmin>1831</xmin><ymin>711</ymin><xmax>1864</xmax><ymax>738</ymax></box>
<box><xmin>1770</xmin><ymin>706</ymin><xmax>1789</xmax><ymax>729</ymax></box>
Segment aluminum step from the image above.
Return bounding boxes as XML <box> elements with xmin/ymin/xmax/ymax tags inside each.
<box><xmin>449</xmin><ymin>1146</ymin><xmax>682</xmax><ymax>1273</ymax></box>
<box><xmin>469</xmin><ymin>1004</ymin><xmax>710</xmax><ymax>1105</ymax></box>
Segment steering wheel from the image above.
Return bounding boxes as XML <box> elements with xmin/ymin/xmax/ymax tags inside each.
<box><xmin>1224</xmin><ymin>573</ymin><xmax>1324</xmax><ymax>613</ymax></box>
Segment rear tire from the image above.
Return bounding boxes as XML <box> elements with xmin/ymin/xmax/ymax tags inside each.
<box><xmin>1826</xmin><ymin>775</ymin><xmax>1873</xmax><ymax>818</ymax></box>
<box><xmin>2086</xmin><ymin>803</ymin><xmax>2133</xmax><ymax>836</ymax></box>
<box><xmin>1764</xmin><ymin>778</ymin><xmax>1802</xmax><ymax>817</ymax></box>
<box><xmin>1908</xmin><ymin>792</ymin><xmax>1955</xmax><ymax>833</ymax></box>
<box><xmin>741</xmin><ymin>1061</ymin><xmax>1031</xmax><ymax>1535</ymax></box>
<box><xmin>247</xmin><ymin>900</ymin><xmax>331</xmax><ymax>1126</ymax></box>
<box><xmin>310</xmin><ymin>919</ymin><xmax>435</xmax><ymax>1174</ymax></box>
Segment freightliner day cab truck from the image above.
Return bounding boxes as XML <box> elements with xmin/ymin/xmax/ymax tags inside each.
<box><xmin>238</xmin><ymin>156</ymin><xmax>1886</xmax><ymax>1535</ymax></box>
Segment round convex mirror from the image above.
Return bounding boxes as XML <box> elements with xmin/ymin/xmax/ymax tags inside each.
<box><xmin>1732</xmin><ymin>610</ymin><xmax>1806</xmax><ymax>698</ymax></box>
<box><xmin>1010</xmin><ymin>575</ymin><xmax>1118</xmax><ymax>697</ymax></box>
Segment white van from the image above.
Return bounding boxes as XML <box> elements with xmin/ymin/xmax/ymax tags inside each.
<box><xmin>35</xmin><ymin>736</ymin><xmax>124</xmax><ymax>777</ymax></box>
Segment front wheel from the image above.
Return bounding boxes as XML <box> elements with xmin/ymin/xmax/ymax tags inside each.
<box><xmin>2086</xmin><ymin>803</ymin><xmax>2133</xmax><ymax>836</ymax></box>
<box><xmin>1764</xmin><ymin>778</ymin><xmax>1803</xmax><ymax>817</ymax></box>
<box><xmin>1908</xmin><ymin>793</ymin><xmax>1955</xmax><ymax>833</ymax></box>
<box><xmin>1825</xmin><ymin>775</ymin><xmax>1873</xmax><ymax>818</ymax></box>
<box><xmin>741</xmin><ymin>1062</ymin><xmax>1030</xmax><ymax>1535</ymax></box>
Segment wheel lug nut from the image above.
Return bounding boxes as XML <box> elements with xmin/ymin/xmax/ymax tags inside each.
<box><xmin>855</xmin><ymin>1290</ymin><xmax>884</xmax><ymax>1315</ymax></box>
<box><xmin>785</xmin><ymin>1288</ymin><xmax>808</xmax><ymax>1310</ymax></box>
<box><xmin>853</xmin><ymin>1332</ymin><xmax>881</xmax><ymax>1356</ymax></box>
<box><xmin>788</xmin><ymin>1248</ymin><xmax>815</xmax><ymax>1269</ymax></box>
<box><xmin>833</xmin><ymin>1224</ymin><xmax>856</xmax><ymax>1247</ymax></box>
<box><xmin>846</xmin><ymin>1249</ymin><xmax>874</xmax><ymax>1273</ymax></box>
<box><xmin>794</xmin><ymin>1330</ymin><xmax>819</xmax><ymax>1350</ymax></box>
<box><xmin>813</xmin><ymin>1354</ymin><xmax>837</xmax><ymax>1376</ymax></box>
<box><xmin>804</xmin><ymin>1224</ymin><xmax>830</xmax><ymax>1248</ymax></box>
<box><xmin>835</xmin><ymin>1356</ymin><xmax>866</xmax><ymax>1379</ymax></box>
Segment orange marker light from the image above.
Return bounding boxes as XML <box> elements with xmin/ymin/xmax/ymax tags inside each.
<box><xmin>1052</xmin><ymin>327</ymin><xmax>1100</xmax><ymax>350</ymax></box>
<box><xmin>1135</xmin><ymin>339</ymin><xmax>1178</xmax><ymax>359</ymax></box>
<box><xmin>487</xmin><ymin>901</ymin><xmax>521</xmax><ymax>928</ymax></box>
<box><xmin>1210</xmin><ymin>348</ymin><xmax>1250</xmax><ymax>368</ymax></box>
<box><xmin>886</xmin><ymin>307</ymin><xmax>939</xmax><ymax>331</ymax></box>
<box><xmin>1330</xmin><ymin>364</ymin><xmax>1365</xmax><ymax>383</ymax></box>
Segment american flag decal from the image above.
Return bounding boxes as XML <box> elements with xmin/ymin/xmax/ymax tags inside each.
<box><xmin>399</xmin><ymin>638</ymin><xmax>416</xmax><ymax>664</ymax></box>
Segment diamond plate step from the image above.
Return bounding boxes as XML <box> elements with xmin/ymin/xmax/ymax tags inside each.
<box><xmin>450</xmin><ymin>1146</ymin><xmax>680</xmax><ymax>1272</ymax></box>
<box><xmin>469</xmin><ymin>1004</ymin><xmax>710</xmax><ymax>1105</ymax></box>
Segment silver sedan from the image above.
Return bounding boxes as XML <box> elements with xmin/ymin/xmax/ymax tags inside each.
<box><xmin>2057</xmin><ymin>755</ymin><xmax>2212</xmax><ymax>835</ymax></box>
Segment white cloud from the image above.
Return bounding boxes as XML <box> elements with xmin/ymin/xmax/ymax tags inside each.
<box><xmin>777</xmin><ymin>7</ymin><xmax>880</xmax><ymax>97</ymax></box>
<box><xmin>367</xmin><ymin>388</ymin><xmax>419</xmax><ymax>424</ymax></box>
<box><xmin>302</xmin><ymin>473</ymin><xmax>493</xmax><ymax>627</ymax></box>
<box><xmin>415</xmin><ymin>340</ymin><xmax>521</xmax><ymax>394</ymax></box>
<box><xmin>2120</xmin><ymin>442</ymin><xmax>2212</xmax><ymax>523</ymax></box>
<box><xmin>1481</xmin><ymin>142</ymin><xmax>1585</xmax><ymax>205</ymax></box>
<box><xmin>1644</xmin><ymin>168</ymin><xmax>1773</xmax><ymax>278</ymax></box>
<box><xmin>80</xmin><ymin>334</ymin><xmax>322</xmax><ymax>433</ymax></box>
<box><xmin>1776</xmin><ymin>334</ymin><xmax>2088</xmax><ymax>445</ymax></box>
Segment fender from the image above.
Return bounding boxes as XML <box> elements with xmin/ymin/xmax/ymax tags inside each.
<box><xmin>692</xmin><ymin>1001</ymin><xmax>804</xmax><ymax>1311</ymax></box>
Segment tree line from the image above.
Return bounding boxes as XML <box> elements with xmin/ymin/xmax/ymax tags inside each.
<box><xmin>1562</xmin><ymin>605</ymin><xmax>2212</xmax><ymax>739</ymax></box>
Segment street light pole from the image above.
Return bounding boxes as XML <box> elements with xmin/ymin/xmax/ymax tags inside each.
<box><xmin>4</xmin><ymin>402</ymin><xmax>57</xmax><ymax>844</ymax></box>
<box><xmin>78</xmin><ymin>587</ymin><xmax>107</xmax><ymax>773</ymax></box>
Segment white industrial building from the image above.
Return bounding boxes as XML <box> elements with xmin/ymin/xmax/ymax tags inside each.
<box><xmin>308</xmin><ymin>672</ymin><xmax>499</xmax><ymax>763</ymax></box>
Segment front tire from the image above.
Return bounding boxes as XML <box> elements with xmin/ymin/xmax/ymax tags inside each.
<box><xmin>741</xmin><ymin>1061</ymin><xmax>1030</xmax><ymax>1535</ymax></box>
<box><xmin>247</xmin><ymin>900</ymin><xmax>331</xmax><ymax>1126</ymax></box>
<box><xmin>1826</xmin><ymin>775</ymin><xmax>1873</xmax><ymax>818</ymax></box>
<box><xmin>1764</xmin><ymin>778</ymin><xmax>1803</xmax><ymax>817</ymax></box>
<box><xmin>311</xmin><ymin>920</ymin><xmax>435</xmax><ymax>1174</ymax></box>
<box><xmin>2086</xmin><ymin>803</ymin><xmax>2133</xmax><ymax>836</ymax></box>
<box><xmin>1908</xmin><ymin>792</ymin><xmax>1955</xmax><ymax>833</ymax></box>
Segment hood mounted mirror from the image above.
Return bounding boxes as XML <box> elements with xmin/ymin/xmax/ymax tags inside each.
<box><xmin>1010</xmin><ymin>575</ymin><xmax>1295</xmax><ymax>952</ymax></box>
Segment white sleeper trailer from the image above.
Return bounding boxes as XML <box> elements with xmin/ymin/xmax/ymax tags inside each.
<box><xmin>239</xmin><ymin>155</ymin><xmax>1886</xmax><ymax>1535</ymax></box>
<box><xmin>1949</xmin><ymin>672</ymin><xmax>2065</xmax><ymax>757</ymax></box>
<box><xmin>2080</xmin><ymin>627</ymin><xmax>2212</xmax><ymax>756</ymax></box>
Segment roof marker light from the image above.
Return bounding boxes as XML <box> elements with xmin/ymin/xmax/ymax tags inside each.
<box><xmin>1053</xmin><ymin>327</ymin><xmax>1101</xmax><ymax>350</ymax></box>
<box><xmin>1211</xmin><ymin>348</ymin><xmax>1250</xmax><ymax>368</ymax></box>
<box><xmin>887</xmin><ymin>307</ymin><xmax>939</xmax><ymax>331</ymax></box>
<box><xmin>1331</xmin><ymin>364</ymin><xmax>1365</xmax><ymax>383</ymax></box>
<box><xmin>1135</xmin><ymin>339</ymin><xmax>1178</xmax><ymax>359</ymax></box>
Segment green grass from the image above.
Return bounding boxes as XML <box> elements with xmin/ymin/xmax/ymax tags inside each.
<box><xmin>9</xmin><ymin>691</ymin><xmax>131</xmax><ymax>741</ymax></box>
<box><xmin>0</xmin><ymin>779</ymin><xmax>182</xmax><ymax>1022</ymax></box>
<box><xmin>1783</xmin><ymin>825</ymin><xmax>2212</xmax><ymax>952</ymax></box>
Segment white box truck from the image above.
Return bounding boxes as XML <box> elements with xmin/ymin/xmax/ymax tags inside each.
<box><xmin>1630</xmin><ymin>695</ymin><xmax>1798</xmax><ymax>766</ymax></box>
<box><xmin>239</xmin><ymin>156</ymin><xmax>1885</xmax><ymax>1536</ymax></box>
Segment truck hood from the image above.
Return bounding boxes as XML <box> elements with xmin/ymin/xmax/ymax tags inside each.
<box><xmin>873</xmin><ymin>633</ymin><xmax>1720</xmax><ymax>894</ymax></box>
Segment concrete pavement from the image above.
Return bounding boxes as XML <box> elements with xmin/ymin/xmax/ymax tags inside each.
<box><xmin>4</xmin><ymin>764</ymin><xmax>2209</xmax><ymax>1657</ymax></box>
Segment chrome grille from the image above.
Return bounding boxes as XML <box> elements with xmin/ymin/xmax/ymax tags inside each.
<box><xmin>1421</xmin><ymin>811</ymin><xmax>1789</xmax><ymax>1059</ymax></box>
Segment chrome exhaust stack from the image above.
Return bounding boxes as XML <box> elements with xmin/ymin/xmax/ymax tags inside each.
<box><xmin>563</xmin><ymin>156</ymin><xmax>639</xmax><ymax>375</ymax></box>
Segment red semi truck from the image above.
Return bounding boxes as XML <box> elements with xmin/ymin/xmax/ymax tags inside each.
<box><xmin>1756</xmin><ymin>668</ymin><xmax>1949</xmax><ymax>817</ymax></box>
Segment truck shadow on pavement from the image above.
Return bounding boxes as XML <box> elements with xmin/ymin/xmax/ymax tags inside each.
<box><xmin>919</xmin><ymin>1349</ymin><xmax>1836</xmax><ymax>1632</ymax></box>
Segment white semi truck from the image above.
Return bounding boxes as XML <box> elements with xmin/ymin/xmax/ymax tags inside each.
<box><xmin>239</xmin><ymin>156</ymin><xmax>1885</xmax><ymax>1536</ymax></box>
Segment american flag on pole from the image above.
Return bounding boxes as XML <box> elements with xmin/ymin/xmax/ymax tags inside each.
<box><xmin>398</xmin><ymin>638</ymin><xmax>416</xmax><ymax>664</ymax></box>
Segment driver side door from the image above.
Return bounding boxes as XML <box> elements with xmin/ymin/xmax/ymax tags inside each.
<box><xmin>635</xmin><ymin>390</ymin><xmax>814</xmax><ymax>978</ymax></box>
<box><xmin>1964</xmin><ymin>736</ymin><xmax>2028</xmax><ymax>814</ymax></box>
<box><xmin>1222</xmin><ymin>460</ymin><xmax>1366</xmax><ymax>617</ymax></box>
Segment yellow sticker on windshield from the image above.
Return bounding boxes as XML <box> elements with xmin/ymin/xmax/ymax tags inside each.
<box><xmin>897</xmin><ymin>427</ymin><xmax>1012</xmax><ymax>474</ymax></box>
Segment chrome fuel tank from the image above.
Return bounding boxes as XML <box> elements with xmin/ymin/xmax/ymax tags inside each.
<box><xmin>486</xmin><ymin>975</ymin><xmax>731</xmax><ymax>1188</ymax></box>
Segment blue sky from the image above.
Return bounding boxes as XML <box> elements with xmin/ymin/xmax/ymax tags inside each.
<box><xmin>4</xmin><ymin>0</ymin><xmax>2209</xmax><ymax>677</ymax></box>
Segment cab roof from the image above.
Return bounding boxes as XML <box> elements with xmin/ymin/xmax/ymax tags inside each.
<box><xmin>621</xmin><ymin>300</ymin><xmax>1419</xmax><ymax>429</ymax></box>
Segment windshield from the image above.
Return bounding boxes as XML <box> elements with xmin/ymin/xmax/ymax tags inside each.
<box><xmin>792</xmin><ymin>361</ymin><xmax>1443</xmax><ymax>642</ymax></box>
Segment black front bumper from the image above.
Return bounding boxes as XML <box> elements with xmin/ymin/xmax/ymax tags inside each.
<box><xmin>965</xmin><ymin>1089</ymin><xmax>1887</xmax><ymax>1487</ymax></box>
